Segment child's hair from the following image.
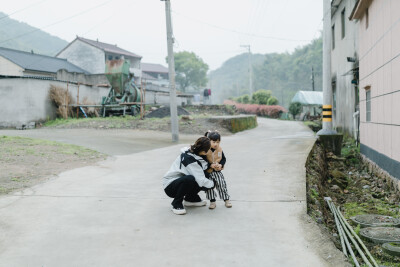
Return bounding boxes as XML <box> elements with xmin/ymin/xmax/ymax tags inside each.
<box><xmin>204</xmin><ymin>130</ymin><xmax>221</xmax><ymax>141</ymax></box>
<box><xmin>190</xmin><ymin>137</ymin><xmax>211</xmax><ymax>155</ymax></box>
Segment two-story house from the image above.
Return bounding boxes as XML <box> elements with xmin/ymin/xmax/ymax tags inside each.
<box><xmin>56</xmin><ymin>36</ymin><xmax>142</xmax><ymax>78</ymax></box>
<box><xmin>350</xmin><ymin>0</ymin><xmax>400</xmax><ymax>180</ymax></box>
<box><xmin>330</xmin><ymin>0</ymin><xmax>359</xmax><ymax>137</ymax></box>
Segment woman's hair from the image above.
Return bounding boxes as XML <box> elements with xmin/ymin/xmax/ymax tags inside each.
<box><xmin>204</xmin><ymin>130</ymin><xmax>221</xmax><ymax>141</ymax></box>
<box><xmin>190</xmin><ymin>137</ymin><xmax>211</xmax><ymax>155</ymax></box>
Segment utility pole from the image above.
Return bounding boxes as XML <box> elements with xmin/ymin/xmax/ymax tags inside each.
<box><xmin>311</xmin><ymin>66</ymin><xmax>315</xmax><ymax>91</ymax></box>
<box><xmin>317</xmin><ymin>0</ymin><xmax>336</xmax><ymax>136</ymax></box>
<box><xmin>241</xmin><ymin>45</ymin><xmax>252</xmax><ymax>97</ymax></box>
<box><xmin>162</xmin><ymin>0</ymin><xmax>179</xmax><ymax>142</ymax></box>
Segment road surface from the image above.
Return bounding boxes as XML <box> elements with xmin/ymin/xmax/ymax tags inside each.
<box><xmin>0</xmin><ymin>118</ymin><xmax>349</xmax><ymax>266</ymax></box>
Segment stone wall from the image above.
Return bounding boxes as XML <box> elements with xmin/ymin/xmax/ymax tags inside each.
<box><xmin>361</xmin><ymin>155</ymin><xmax>400</xmax><ymax>193</ymax></box>
<box><xmin>208</xmin><ymin>115</ymin><xmax>257</xmax><ymax>133</ymax></box>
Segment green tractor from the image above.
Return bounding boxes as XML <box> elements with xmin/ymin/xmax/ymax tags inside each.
<box><xmin>101</xmin><ymin>59</ymin><xmax>141</xmax><ymax>117</ymax></box>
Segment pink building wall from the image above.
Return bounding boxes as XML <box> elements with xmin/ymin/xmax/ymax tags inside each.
<box><xmin>355</xmin><ymin>0</ymin><xmax>400</xmax><ymax>178</ymax></box>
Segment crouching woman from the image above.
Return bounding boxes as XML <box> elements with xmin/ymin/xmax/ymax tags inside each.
<box><xmin>163</xmin><ymin>137</ymin><xmax>214</xmax><ymax>215</ymax></box>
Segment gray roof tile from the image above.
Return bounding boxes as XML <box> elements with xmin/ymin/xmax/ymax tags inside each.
<box><xmin>77</xmin><ymin>37</ymin><xmax>142</xmax><ymax>59</ymax></box>
<box><xmin>141</xmin><ymin>62</ymin><xmax>168</xmax><ymax>73</ymax></box>
<box><xmin>0</xmin><ymin>47</ymin><xmax>90</xmax><ymax>74</ymax></box>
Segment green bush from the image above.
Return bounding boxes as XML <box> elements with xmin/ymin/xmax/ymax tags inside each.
<box><xmin>235</xmin><ymin>96</ymin><xmax>243</xmax><ymax>103</ymax></box>
<box><xmin>242</xmin><ymin>94</ymin><xmax>250</xmax><ymax>104</ymax></box>
<box><xmin>289</xmin><ymin>102</ymin><xmax>302</xmax><ymax>119</ymax></box>
<box><xmin>251</xmin><ymin>89</ymin><xmax>272</xmax><ymax>105</ymax></box>
<box><xmin>267</xmin><ymin>96</ymin><xmax>279</xmax><ymax>105</ymax></box>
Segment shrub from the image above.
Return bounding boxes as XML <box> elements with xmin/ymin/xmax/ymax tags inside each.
<box><xmin>251</xmin><ymin>89</ymin><xmax>272</xmax><ymax>105</ymax></box>
<box><xmin>223</xmin><ymin>100</ymin><xmax>287</xmax><ymax>118</ymax></box>
<box><xmin>267</xmin><ymin>96</ymin><xmax>279</xmax><ymax>105</ymax></box>
<box><xmin>242</xmin><ymin>94</ymin><xmax>250</xmax><ymax>104</ymax></box>
<box><xmin>289</xmin><ymin>102</ymin><xmax>302</xmax><ymax>119</ymax></box>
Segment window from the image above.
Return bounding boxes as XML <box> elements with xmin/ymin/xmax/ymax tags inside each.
<box><xmin>366</xmin><ymin>90</ymin><xmax>371</xmax><ymax>121</ymax></box>
<box><xmin>366</xmin><ymin>8</ymin><xmax>369</xmax><ymax>29</ymax></box>
<box><xmin>341</xmin><ymin>8</ymin><xmax>346</xmax><ymax>39</ymax></box>
<box><xmin>332</xmin><ymin>24</ymin><xmax>335</xmax><ymax>50</ymax></box>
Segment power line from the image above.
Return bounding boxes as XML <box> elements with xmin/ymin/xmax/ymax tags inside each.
<box><xmin>171</xmin><ymin>10</ymin><xmax>312</xmax><ymax>42</ymax></box>
<box><xmin>0</xmin><ymin>0</ymin><xmax>48</xmax><ymax>21</ymax></box>
<box><xmin>0</xmin><ymin>0</ymin><xmax>114</xmax><ymax>46</ymax></box>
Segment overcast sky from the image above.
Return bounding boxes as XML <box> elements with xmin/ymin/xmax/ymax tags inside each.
<box><xmin>1</xmin><ymin>0</ymin><xmax>323</xmax><ymax>71</ymax></box>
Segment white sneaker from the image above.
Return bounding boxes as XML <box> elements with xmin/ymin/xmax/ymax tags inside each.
<box><xmin>183</xmin><ymin>200</ymin><xmax>207</xmax><ymax>207</ymax></box>
<box><xmin>172</xmin><ymin>206</ymin><xmax>186</xmax><ymax>215</ymax></box>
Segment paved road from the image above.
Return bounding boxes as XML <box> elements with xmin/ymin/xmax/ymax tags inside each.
<box><xmin>0</xmin><ymin>128</ymin><xmax>201</xmax><ymax>156</ymax></box>
<box><xmin>0</xmin><ymin>118</ymin><xmax>349</xmax><ymax>266</ymax></box>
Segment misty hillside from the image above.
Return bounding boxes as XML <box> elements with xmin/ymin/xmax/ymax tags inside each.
<box><xmin>210</xmin><ymin>37</ymin><xmax>322</xmax><ymax>108</ymax></box>
<box><xmin>0</xmin><ymin>12</ymin><xmax>68</xmax><ymax>56</ymax></box>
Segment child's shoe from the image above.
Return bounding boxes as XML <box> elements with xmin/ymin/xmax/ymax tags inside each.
<box><xmin>209</xmin><ymin>201</ymin><xmax>216</xmax><ymax>209</ymax></box>
<box><xmin>225</xmin><ymin>200</ymin><xmax>232</xmax><ymax>208</ymax></box>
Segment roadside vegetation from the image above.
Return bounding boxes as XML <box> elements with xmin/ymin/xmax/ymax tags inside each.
<box><xmin>306</xmin><ymin>135</ymin><xmax>400</xmax><ymax>266</ymax></box>
<box><xmin>0</xmin><ymin>136</ymin><xmax>105</xmax><ymax>195</ymax></box>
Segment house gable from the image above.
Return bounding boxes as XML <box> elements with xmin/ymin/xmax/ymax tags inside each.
<box><xmin>57</xmin><ymin>39</ymin><xmax>105</xmax><ymax>74</ymax></box>
<box><xmin>0</xmin><ymin>55</ymin><xmax>24</xmax><ymax>76</ymax></box>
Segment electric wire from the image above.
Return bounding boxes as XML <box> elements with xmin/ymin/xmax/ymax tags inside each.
<box><xmin>171</xmin><ymin>9</ymin><xmax>312</xmax><ymax>42</ymax></box>
<box><xmin>0</xmin><ymin>0</ymin><xmax>114</xmax><ymax>46</ymax></box>
<box><xmin>0</xmin><ymin>0</ymin><xmax>48</xmax><ymax>21</ymax></box>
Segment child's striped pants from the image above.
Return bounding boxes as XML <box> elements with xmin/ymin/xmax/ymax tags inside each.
<box><xmin>206</xmin><ymin>171</ymin><xmax>230</xmax><ymax>201</ymax></box>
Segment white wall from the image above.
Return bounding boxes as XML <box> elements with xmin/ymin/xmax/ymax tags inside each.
<box><xmin>0</xmin><ymin>77</ymin><xmax>191</xmax><ymax>127</ymax></box>
<box><xmin>359</xmin><ymin>0</ymin><xmax>400</xmax><ymax>164</ymax></box>
<box><xmin>57</xmin><ymin>40</ymin><xmax>105</xmax><ymax>74</ymax></box>
<box><xmin>331</xmin><ymin>0</ymin><xmax>359</xmax><ymax>135</ymax></box>
<box><xmin>0</xmin><ymin>78</ymin><xmax>109</xmax><ymax>127</ymax></box>
<box><xmin>0</xmin><ymin>56</ymin><xmax>24</xmax><ymax>76</ymax></box>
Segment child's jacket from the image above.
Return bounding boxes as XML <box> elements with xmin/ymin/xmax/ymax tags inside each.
<box><xmin>205</xmin><ymin>147</ymin><xmax>226</xmax><ymax>173</ymax></box>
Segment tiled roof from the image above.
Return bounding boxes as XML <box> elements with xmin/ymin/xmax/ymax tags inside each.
<box><xmin>77</xmin><ymin>37</ymin><xmax>142</xmax><ymax>59</ymax></box>
<box><xmin>141</xmin><ymin>72</ymin><xmax>157</xmax><ymax>80</ymax></box>
<box><xmin>141</xmin><ymin>62</ymin><xmax>169</xmax><ymax>73</ymax></box>
<box><xmin>0</xmin><ymin>47</ymin><xmax>90</xmax><ymax>74</ymax></box>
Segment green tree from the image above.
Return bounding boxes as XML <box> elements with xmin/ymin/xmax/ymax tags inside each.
<box><xmin>267</xmin><ymin>96</ymin><xmax>279</xmax><ymax>105</ymax></box>
<box><xmin>208</xmin><ymin>36</ymin><xmax>322</xmax><ymax>106</ymax></box>
<box><xmin>289</xmin><ymin>102</ymin><xmax>302</xmax><ymax>119</ymax></box>
<box><xmin>242</xmin><ymin>94</ymin><xmax>250</xmax><ymax>104</ymax></box>
<box><xmin>167</xmin><ymin>51</ymin><xmax>209</xmax><ymax>92</ymax></box>
<box><xmin>252</xmin><ymin>89</ymin><xmax>272</xmax><ymax>104</ymax></box>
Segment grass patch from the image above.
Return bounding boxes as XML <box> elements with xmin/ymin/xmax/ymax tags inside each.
<box><xmin>343</xmin><ymin>200</ymin><xmax>399</xmax><ymax>218</ymax></box>
<box><xmin>44</xmin><ymin>116</ymin><xmax>143</xmax><ymax>127</ymax></box>
<box><xmin>0</xmin><ymin>136</ymin><xmax>101</xmax><ymax>158</ymax></box>
<box><xmin>303</xmin><ymin>121</ymin><xmax>322</xmax><ymax>132</ymax></box>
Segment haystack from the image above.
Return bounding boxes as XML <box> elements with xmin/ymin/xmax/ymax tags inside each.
<box><xmin>49</xmin><ymin>85</ymin><xmax>74</xmax><ymax>119</ymax></box>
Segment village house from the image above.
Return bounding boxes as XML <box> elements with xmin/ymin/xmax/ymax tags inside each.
<box><xmin>350</xmin><ymin>0</ymin><xmax>400</xmax><ymax>180</ymax></box>
<box><xmin>330</xmin><ymin>0</ymin><xmax>359</xmax><ymax>137</ymax></box>
<box><xmin>56</xmin><ymin>36</ymin><xmax>142</xmax><ymax>78</ymax></box>
<box><xmin>0</xmin><ymin>47</ymin><xmax>89</xmax><ymax>78</ymax></box>
<box><xmin>141</xmin><ymin>62</ymin><xmax>169</xmax><ymax>87</ymax></box>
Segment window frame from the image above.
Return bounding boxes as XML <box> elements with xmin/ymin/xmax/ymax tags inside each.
<box><xmin>366</xmin><ymin>89</ymin><xmax>371</xmax><ymax>122</ymax></box>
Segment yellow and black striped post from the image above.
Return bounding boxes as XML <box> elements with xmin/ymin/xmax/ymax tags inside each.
<box><xmin>322</xmin><ymin>105</ymin><xmax>332</xmax><ymax>122</ymax></box>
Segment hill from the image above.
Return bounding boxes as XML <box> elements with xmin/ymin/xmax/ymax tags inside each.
<box><xmin>209</xmin><ymin>37</ymin><xmax>322</xmax><ymax>108</ymax></box>
<box><xmin>0</xmin><ymin>12</ymin><xmax>68</xmax><ymax>56</ymax></box>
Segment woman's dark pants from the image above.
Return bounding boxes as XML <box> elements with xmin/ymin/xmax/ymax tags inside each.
<box><xmin>164</xmin><ymin>175</ymin><xmax>201</xmax><ymax>209</ymax></box>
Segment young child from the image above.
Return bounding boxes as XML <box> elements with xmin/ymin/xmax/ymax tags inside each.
<box><xmin>204</xmin><ymin>131</ymin><xmax>232</xmax><ymax>209</ymax></box>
